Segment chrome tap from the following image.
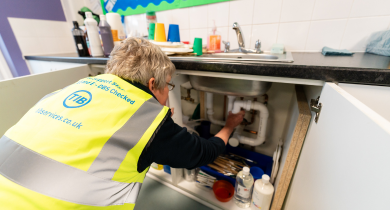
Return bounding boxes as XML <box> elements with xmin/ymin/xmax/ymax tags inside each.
<box><xmin>232</xmin><ymin>22</ymin><xmax>245</xmax><ymax>51</ymax></box>
<box><xmin>225</xmin><ymin>22</ymin><xmax>261</xmax><ymax>54</ymax></box>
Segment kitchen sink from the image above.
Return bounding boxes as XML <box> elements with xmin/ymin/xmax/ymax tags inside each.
<box><xmin>170</xmin><ymin>51</ymin><xmax>294</xmax><ymax>63</ymax></box>
<box><xmin>189</xmin><ymin>75</ymin><xmax>272</xmax><ymax>97</ymax></box>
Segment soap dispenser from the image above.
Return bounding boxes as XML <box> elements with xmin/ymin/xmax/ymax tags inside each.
<box><xmin>207</xmin><ymin>21</ymin><xmax>221</xmax><ymax>52</ymax></box>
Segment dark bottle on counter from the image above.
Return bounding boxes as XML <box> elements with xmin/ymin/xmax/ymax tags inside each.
<box><xmin>72</xmin><ymin>21</ymin><xmax>90</xmax><ymax>57</ymax></box>
<box><xmin>99</xmin><ymin>15</ymin><xmax>114</xmax><ymax>57</ymax></box>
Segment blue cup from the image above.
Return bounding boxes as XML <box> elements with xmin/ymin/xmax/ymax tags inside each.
<box><xmin>167</xmin><ymin>24</ymin><xmax>180</xmax><ymax>42</ymax></box>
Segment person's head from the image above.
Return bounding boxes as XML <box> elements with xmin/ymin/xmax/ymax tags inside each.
<box><xmin>105</xmin><ymin>37</ymin><xmax>175</xmax><ymax>105</ymax></box>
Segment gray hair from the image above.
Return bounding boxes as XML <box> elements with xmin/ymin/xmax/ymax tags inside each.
<box><xmin>105</xmin><ymin>37</ymin><xmax>175</xmax><ymax>90</ymax></box>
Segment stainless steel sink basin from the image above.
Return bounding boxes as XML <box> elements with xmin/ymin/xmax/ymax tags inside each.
<box><xmin>170</xmin><ymin>52</ymin><xmax>293</xmax><ymax>63</ymax></box>
<box><xmin>189</xmin><ymin>75</ymin><xmax>272</xmax><ymax>97</ymax></box>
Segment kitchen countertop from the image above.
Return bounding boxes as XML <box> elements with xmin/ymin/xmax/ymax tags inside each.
<box><xmin>25</xmin><ymin>52</ymin><xmax>390</xmax><ymax>86</ymax></box>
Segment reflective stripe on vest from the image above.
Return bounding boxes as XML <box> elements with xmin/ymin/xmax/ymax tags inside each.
<box><xmin>0</xmin><ymin>74</ymin><xmax>169</xmax><ymax>208</ymax></box>
<box><xmin>0</xmin><ymin>135</ymin><xmax>141</xmax><ymax>206</ymax></box>
<box><xmin>87</xmin><ymin>97</ymin><xmax>163</xmax><ymax>179</ymax></box>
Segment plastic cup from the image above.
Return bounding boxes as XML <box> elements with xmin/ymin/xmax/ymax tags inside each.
<box><xmin>154</xmin><ymin>23</ymin><xmax>166</xmax><ymax>42</ymax></box>
<box><xmin>148</xmin><ymin>23</ymin><xmax>155</xmax><ymax>40</ymax></box>
<box><xmin>167</xmin><ymin>24</ymin><xmax>180</xmax><ymax>42</ymax></box>
<box><xmin>213</xmin><ymin>180</ymin><xmax>234</xmax><ymax>202</ymax></box>
<box><xmin>193</xmin><ymin>37</ymin><xmax>203</xmax><ymax>56</ymax></box>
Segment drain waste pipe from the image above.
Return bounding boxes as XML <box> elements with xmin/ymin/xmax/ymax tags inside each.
<box><xmin>206</xmin><ymin>92</ymin><xmax>226</xmax><ymax>126</ymax></box>
<box><xmin>229</xmin><ymin>100</ymin><xmax>269</xmax><ymax>147</ymax></box>
<box><xmin>226</xmin><ymin>95</ymin><xmax>236</xmax><ymax>118</ymax></box>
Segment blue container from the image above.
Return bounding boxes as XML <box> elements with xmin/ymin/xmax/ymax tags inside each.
<box><xmin>200</xmin><ymin>145</ymin><xmax>273</xmax><ymax>186</ymax></box>
<box><xmin>163</xmin><ymin>165</ymin><xmax>171</xmax><ymax>174</ymax></box>
<box><xmin>250</xmin><ymin>166</ymin><xmax>264</xmax><ymax>180</ymax></box>
<box><xmin>167</xmin><ymin>24</ymin><xmax>180</xmax><ymax>42</ymax></box>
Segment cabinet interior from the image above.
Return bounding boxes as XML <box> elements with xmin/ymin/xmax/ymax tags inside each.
<box><xmin>149</xmin><ymin>73</ymin><xmax>323</xmax><ymax>210</ymax></box>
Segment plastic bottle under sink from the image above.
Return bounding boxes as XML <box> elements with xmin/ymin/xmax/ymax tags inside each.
<box><xmin>251</xmin><ymin>174</ymin><xmax>274</xmax><ymax>210</ymax></box>
<box><xmin>234</xmin><ymin>167</ymin><xmax>254</xmax><ymax>208</ymax></box>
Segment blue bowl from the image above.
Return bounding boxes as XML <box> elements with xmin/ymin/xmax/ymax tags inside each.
<box><xmin>250</xmin><ymin>166</ymin><xmax>264</xmax><ymax>180</ymax></box>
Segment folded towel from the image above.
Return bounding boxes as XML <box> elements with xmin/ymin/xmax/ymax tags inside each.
<box><xmin>322</xmin><ymin>47</ymin><xmax>354</xmax><ymax>56</ymax></box>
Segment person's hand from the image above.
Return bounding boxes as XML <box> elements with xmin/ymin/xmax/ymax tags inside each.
<box><xmin>225</xmin><ymin>110</ymin><xmax>245</xmax><ymax>130</ymax></box>
<box><xmin>215</xmin><ymin>110</ymin><xmax>246</xmax><ymax>145</ymax></box>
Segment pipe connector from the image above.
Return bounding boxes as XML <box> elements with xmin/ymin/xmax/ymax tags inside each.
<box><xmin>229</xmin><ymin>136</ymin><xmax>240</xmax><ymax>147</ymax></box>
<box><xmin>232</xmin><ymin>100</ymin><xmax>252</xmax><ymax>114</ymax></box>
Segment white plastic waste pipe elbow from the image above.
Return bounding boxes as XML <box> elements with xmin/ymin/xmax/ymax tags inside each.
<box><xmin>229</xmin><ymin>100</ymin><xmax>269</xmax><ymax>147</ymax></box>
<box><xmin>206</xmin><ymin>92</ymin><xmax>226</xmax><ymax>126</ymax></box>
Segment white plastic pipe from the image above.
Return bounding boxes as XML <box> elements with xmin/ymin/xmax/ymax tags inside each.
<box><xmin>229</xmin><ymin>100</ymin><xmax>269</xmax><ymax>147</ymax></box>
<box><xmin>206</xmin><ymin>92</ymin><xmax>226</xmax><ymax>126</ymax></box>
<box><xmin>231</xmin><ymin>100</ymin><xmax>252</xmax><ymax>114</ymax></box>
<box><xmin>227</xmin><ymin>95</ymin><xmax>236</xmax><ymax>117</ymax></box>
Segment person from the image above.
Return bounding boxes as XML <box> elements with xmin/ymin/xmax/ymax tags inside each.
<box><xmin>0</xmin><ymin>37</ymin><xmax>245</xmax><ymax>210</ymax></box>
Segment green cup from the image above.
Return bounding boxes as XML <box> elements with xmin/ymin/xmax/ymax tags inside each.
<box><xmin>148</xmin><ymin>23</ymin><xmax>155</xmax><ymax>40</ymax></box>
<box><xmin>193</xmin><ymin>38</ymin><xmax>203</xmax><ymax>56</ymax></box>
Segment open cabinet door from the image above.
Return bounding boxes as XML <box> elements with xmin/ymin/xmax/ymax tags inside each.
<box><xmin>0</xmin><ymin>65</ymin><xmax>91</xmax><ymax>135</ymax></box>
<box><xmin>283</xmin><ymin>83</ymin><xmax>390</xmax><ymax>210</ymax></box>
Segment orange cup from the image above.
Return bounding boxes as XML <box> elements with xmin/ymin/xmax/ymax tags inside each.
<box><xmin>154</xmin><ymin>23</ymin><xmax>166</xmax><ymax>42</ymax></box>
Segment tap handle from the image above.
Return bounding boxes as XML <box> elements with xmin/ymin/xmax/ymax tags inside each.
<box><xmin>223</xmin><ymin>41</ymin><xmax>230</xmax><ymax>52</ymax></box>
<box><xmin>255</xmin><ymin>39</ymin><xmax>262</xmax><ymax>53</ymax></box>
<box><xmin>255</xmin><ymin>39</ymin><xmax>261</xmax><ymax>49</ymax></box>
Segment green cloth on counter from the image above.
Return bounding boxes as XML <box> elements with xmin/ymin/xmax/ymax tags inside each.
<box><xmin>322</xmin><ymin>47</ymin><xmax>354</xmax><ymax>56</ymax></box>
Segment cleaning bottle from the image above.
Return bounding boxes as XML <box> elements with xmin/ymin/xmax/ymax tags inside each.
<box><xmin>84</xmin><ymin>12</ymin><xmax>103</xmax><ymax>57</ymax></box>
<box><xmin>251</xmin><ymin>175</ymin><xmax>274</xmax><ymax>210</ymax></box>
<box><xmin>99</xmin><ymin>15</ymin><xmax>114</xmax><ymax>57</ymax></box>
<box><xmin>234</xmin><ymin>166</ymin><xmax>254</xmax><ymax>208</ymax></box>
<box><xmin>71</xmin><ymin>21</ymin><xmax>89</xmax><ymax>57</ymax></box>
<box><xmin>207</xmin><ymin>20</ymin><xmax>221</xmax><ymax>52</ymax></box>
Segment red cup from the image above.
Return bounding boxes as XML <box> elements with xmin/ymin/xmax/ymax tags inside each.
<box><xmin>213</xmin><ymin>180</ymin><xmax>235</xmax><ymax>202</ymax></box>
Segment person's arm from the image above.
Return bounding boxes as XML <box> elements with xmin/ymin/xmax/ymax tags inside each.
<box><xmin>137</xmin><ymin>110</ymin><xmax>245</xmax><ymax>172</ymax></box>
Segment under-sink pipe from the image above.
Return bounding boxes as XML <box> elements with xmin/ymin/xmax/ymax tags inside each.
<box><xmin>226</xmin><ymin>95</ymin><xmax>236</xmax><ymax>117</ymax></box>
<box><xmin>229</xmin><ymin>100</ymin><xmax>269</xmax><ymax>147</ymax></box>
<box><xmin>206</xmin><ymin>92</ymin><xmax>226</xmax><ymax>126</ymax></box>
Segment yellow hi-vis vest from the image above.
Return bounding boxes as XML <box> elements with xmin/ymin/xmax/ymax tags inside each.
<box><xmin>0</xmin><ymin>74</ymin><xmax>170</xmax><ymax>210</ymax></box>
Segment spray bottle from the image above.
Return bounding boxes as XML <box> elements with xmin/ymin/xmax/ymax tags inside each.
<box><xmin>99</xmin><ymin>15</ymin><xmax>114</xmax><ymax>57</ymax></box>
<box><xmin>84</xmin><ymin>12</ymin><xmax>103</xmax><ymax>57</ymax></box>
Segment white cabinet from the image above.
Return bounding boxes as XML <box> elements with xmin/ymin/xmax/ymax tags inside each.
<box><xmin>1</xmin><ymin>66</ymin><xmax>390</xmax><ymax>210</ymax></box>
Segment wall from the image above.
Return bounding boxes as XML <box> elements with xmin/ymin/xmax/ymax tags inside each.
<box><xmin>8</xmin><ymin>18</ymin><xmax>76</xmax><ymax>57</ymax></box>
<box><xmin>0</xmin><ymin>0</ymin><xmax>68</xmax><ymax>77</ymax></box>
<box><xmin>2</xmin><ymin>0</ymin><xmax>102</xmax><ymax>77</ymax></box>
<box><xmin>126</xmin><ymin>0</ymin><xmax>390</xmax><ymax>52</ymax></box>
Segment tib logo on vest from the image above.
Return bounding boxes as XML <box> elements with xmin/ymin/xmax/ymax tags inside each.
<box><xmin>63</xmin><ymin>90</ymin><xmax>92</xmax><ymax>108</ymax></box>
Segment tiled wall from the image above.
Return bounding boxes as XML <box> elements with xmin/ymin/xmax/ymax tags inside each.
<box><xmin>127</xmin><ymin>0</ymin><xmax>390</xmax><ymax>52</ymax></box>
<box><xmin>8</xmin><ymin>18</ymin><xmax>76</xmax><ymax>57</ymax></box>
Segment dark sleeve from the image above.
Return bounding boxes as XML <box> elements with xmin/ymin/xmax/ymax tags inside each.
<box><xmin>137</xmin><ymin>111</ymin><xmax>226</xmax><ymax>172</ymax></box>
